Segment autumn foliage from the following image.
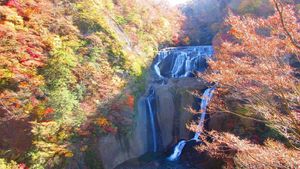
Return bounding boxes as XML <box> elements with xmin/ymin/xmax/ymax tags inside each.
<box><xmin>200</xmin><ymin>0</ymin><xmax>300</xmax><ymax>167</ymax></box>
<box><xmin>198</xmin><ymin>131</ymin><xmax>300</xmax><ymax>168</ymax></box>
<box><xmin>0</xmin><ymin>0</ymin><xmax>182</xmax><ymax>168</ymax></box>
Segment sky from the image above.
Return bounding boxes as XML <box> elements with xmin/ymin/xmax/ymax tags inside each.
<box><xmin>166</xmin><ymin>0</ymin><xmax>189</xmax><ymax>6</ymax></box>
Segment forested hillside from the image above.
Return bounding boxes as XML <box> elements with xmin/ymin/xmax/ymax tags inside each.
<box><xmin>1</xmin><ymin>0</ymin><xmax>299</xmax><ymax>169</ymax></box>
<box><xmin>0</xmin><ymin>0</ymin><xmax>182</xmax><ymax>168</ymax></box>
<box><xmin>178</xmin><ymin>0</ymin><xmax>279</xmax><ymax>45</ymax></box>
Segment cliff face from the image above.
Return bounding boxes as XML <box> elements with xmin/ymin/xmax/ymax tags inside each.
<box><xmin>97</xmin><ymin>79</ymin><xmax>207</xmax><ymax>169</ymax></box>
<box><xmin>96</xmin><ymin>46</ymin><xmax>212</xmax><ymax>169</ymax></box>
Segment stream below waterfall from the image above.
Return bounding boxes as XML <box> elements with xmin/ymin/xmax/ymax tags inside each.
<box><xmin>116</xmin><ymin>46</ymin><xmax>217</xmax><ymax>169</ymax></box>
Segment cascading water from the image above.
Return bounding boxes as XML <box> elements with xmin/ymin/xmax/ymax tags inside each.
<box><xmin>154</xmin><ymin>46</ymin><xmax>213</xmax><ymax>78</ymax></box>
<box><xmin>167</xmin><ymin>140</ymin><xmax>188</xmax><ymax>161</ymax></box>
<box><xmin>193</xmin><ymin>86</ymin><xmax>216</xmax><ymax>141</ymax></box>
<box><xmin>145</xmin><ymin>46</ymin><xmax>214</xmax><ymax>155</ymax></box>
<box><xmin>154</xmin><ymin>51</ymin><xmax>168</xmax><ymax>79</ymax></box>
<box><xmin>146</xmin><ymin>87</ymin><xmax>158</xmax><ymax>152</ymax></box>
<box><xmin>116</xmin><ymin>46</ymin><xmax>215</xmax><ymax>169</ymax></box>
<box><xmin>171</xmin><ymin>52</ymin><xmax>187</xmax><ymax>78</ymax></box>
<box><xmin>167</xmin><ymin>86</ymin><xmax>215</xmax><ymax>161</ymax></box>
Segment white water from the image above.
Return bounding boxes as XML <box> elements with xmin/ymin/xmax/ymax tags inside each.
<box><xmin>167</xmin><ymin>140</ymin><xmax>187</xmax><ymax>161</ymax></box>
<box><xmin>168</xmin><ymin>86</ymin><xmax>216</xmax><ymax>161</ymax></box>
<box><xmin>154</xmin><ymin>46</ymin><xmax>213</xmax><ymax>78</ymax></box>
<box><xmin>154</xmin><ymin>51</ymin><xmax>168</xmax><ymax>79</ymax></box>
<box><xmin>146</xmin><ymin>88</ymin><xmax>158</xmax><ymax>152</ymax></box>
<box><xmin>171</xmin><ymin>52</ymin><xmax>187</xmax><ymax>78</ymax></box>
<box><xmin>193</xmin><ymin>87</ymin><xmax>215</xmax><ymax>141</ymax></box>
<box><xmin>149</xmin><ymin>46</ymin><xmax>214</xmax><ymax>157</ymax></box>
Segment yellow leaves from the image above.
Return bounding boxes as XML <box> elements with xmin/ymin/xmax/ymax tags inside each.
<box><xmin>96</xmin><ymin>117</ymin><xmax>117</xmax><ymax>133</ymax></box>
<box><xmin>130</xmin><ymin>58</ymin><xmax>144</xmax><ymax>76</ymax></box>
<box><xmin>112</xmin><ymin>75</ymin><xmax>126</xmax><ymax>89</ymax></box>
<box><xmin>182</xmin><ymin>36</ymin><xmax>190</xmax><ymax>45</ymax></box>
<box><xmin>0</xmin><ymin>6</ymin><xmax>23</xmax><ymax>26</ymax></box>
<box><xmin>64</xmin><ymin>151</ymin><xmax>74</xmax><ymax>158</ymax></box>
<box><xmin>80</xmin><ymin>145</ymin><xmax>88</xmax><ymax>152</ymax></box>
<box><xmin>0</xmin><ymin>158</ymin><xmax>19</xmax><ymax>169</ymax></box>
<box><xmin>33</xmin><ymin>140</ymin><xmax>73</xmax><ymax>158</ymax></box>
<box><xmin>44</xmin><ymin>35</ymin><xmax>62</xmax><ymax>49</ymax></box>
<box><xmin>58</xmin><ymin>130</ymin><xmax>70</xmax><ymax>141</ymax></box>
<box><xmin>7</xmin><ymin>97</ymin><xmax>17</xmax><ymax>103</ymax></box>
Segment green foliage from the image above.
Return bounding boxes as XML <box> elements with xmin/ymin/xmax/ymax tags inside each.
<box><xmin>131</xmin><ymin>68</ymin><xmax>147</xmax><ymax>96</ymax></box>
<box><xmin>237</xmin><ymin>0</ymin><xmax>273</xmax><ymax>16</ymax></box>
<box><xmin>42</xmin><ymin>38</ymin><xmax>81</xmax><ymax>124</ymax></box>
<box><xmin>115</xmin><ymin>15</ymin><xmax>128</xmax><ymax>25</ymax></box>
<box><xmin>47</xmin><ymin>87</ymin><xmax>78</xmax><ymax>121</ymax></box>
<box><xmin>44</xmin><ymin>44</ymin><xmax>77</xmax><ymax>89</ymax></box>
<box><xmin>0</xmin><ymin>0</ymin><xmax>182</xmax><ymax>168</ymax></box>
<box><xmin>238</xmin><ymin>0</ymin><xmax>263</xmax><ymax>14</ymax></box>
<box><xmin>29</xmin><ymin>121</ymin><xmax>75</xmax><ymax>169</ymax></box>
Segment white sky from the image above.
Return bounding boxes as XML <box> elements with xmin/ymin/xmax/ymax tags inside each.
<box><xmin>166</xmin><ymin>0</ymin><xmax>189</xmax><ymax>6</ymax></box>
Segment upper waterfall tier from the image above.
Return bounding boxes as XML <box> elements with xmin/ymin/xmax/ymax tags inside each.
<box><xmin>153</xmin><ymin>46</ymin><xmax>213</xmax><ymax>79</ymax></box>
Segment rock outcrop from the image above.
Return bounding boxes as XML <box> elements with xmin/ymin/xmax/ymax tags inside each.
<box><xmin>97</xmin><ymin>46</ymin><xmax>213</xmax><ymax>169</ymax></box>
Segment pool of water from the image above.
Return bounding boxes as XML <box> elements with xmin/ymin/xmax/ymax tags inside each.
<box><xmin>115</xmin><ymin>152</ymin><xmax>201</xmax><ymax>169</ymax></box>
<box><xmin>115</xmin><ymin>142</ymin><xmax>223</xmax><ymax>169</ymax></box>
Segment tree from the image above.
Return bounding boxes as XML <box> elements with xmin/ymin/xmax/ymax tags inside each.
<box><xmin>196</xmin><ymin>0</ymin><xmax>300</xmax><ymax>166</ymax></box>
<box><xmin>197</xmin><ymin>131</ymin><xmax>300</xmax><ymax>168</ymax></box>
<box><xmin>0</xmin><ymin>0</ymin><xmax>183</xmax><ymax>168</ymax></box>
<box><xmin>0</xmin><ymin>5</ymin><xmax>46</xmax><ymax>121</ymax></box>
<box><xmin>204</xmin><ymin>0</ymin><xmax>300</xmax><ymax>149</ymax></box>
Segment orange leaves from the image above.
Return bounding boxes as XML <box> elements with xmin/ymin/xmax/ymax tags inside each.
<box><xmin>96</xmin><ymin>117</ymin><xmax>117</xmax><ymax>134</ymax></box>
<box><xmin>228</xmin><ymin>28</ymin><xmax>241</xmax><ymax>37</ymax></box>
<box><xmin>125</xmin><ymin>94</ymin><xmax>135</xmax><ymax>110</ymax></box>
<box><xmin>198</xmin><ymin>131</ymin><xmax>300</xmax><ymax>168</ymax></box>
<box><xmin>208</xmin><ymin>4</ymin><xmax>299</xmax><ymax>90</ymax></box>
<box><xmin>18</xmin><ymin>81</ymin><xmax>29</xmax><ymax>88</ymax></box>
<box><xmin>64</xmin><ymin>151</ymin><xmax>74</xmax><ymax>158</ymax></box>
<box><xmin>96</xmin><ymin>117</ymin><xmax>110</xmax><ymax>127</ymax></box>
<box><xmin>112</xmin><ymin>94</ymin><xmax>135</xmax><ymax>111</ymax></box>
<box><xmin>204</xmin><ymin>1</ymin><xmax>300</xmax><ymax>149</ymax></box>
<box><xmin>182</xmin><ymin>36</ymin><xmax>190</xmax><ymax>45</ymax></box>
<box><xmin>6</xmin><ymin>0</ymin><xmax>41</xmax><ymax>20</ymax></box>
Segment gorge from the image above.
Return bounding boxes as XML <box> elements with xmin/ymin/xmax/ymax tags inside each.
<box><xmin>1</xmin><ymin>0</ymin><xmax>299</xmax><ymax>168</ymax></box>
<box><xmin>98</xmin><ymin>46</ymin><xmax>216</xmax><ymax>169</ymax></box>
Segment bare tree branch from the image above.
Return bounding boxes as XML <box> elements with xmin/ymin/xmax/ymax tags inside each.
<box><xmin>273</xmin><ymin>0</ymin><xmax>300</xmax><ymax>50</ymax></box>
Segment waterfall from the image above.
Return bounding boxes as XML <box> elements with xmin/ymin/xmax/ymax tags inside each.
<box><xmin>146</xmin><ymin>46</ymin><xmax>214</xmax><ymax>156</ymax></box>
<box><xmin>167</xmin><ymin>86</ymin><xmax>216</xmax><ymax>161</ymax></box>
<box><xmin>171</xmin><ymin>52</ymin><xmax>187</xmax><ymax>78</ymax></box>
<box><xmin>183</xmin><ymin>56</ymin><xmax>192</xmax><ymax>77</ymax></box>
<box><xmin>154</xmin><ymin>51</ymin><xmax>168</xmax><ymax>79</ymax></box>
<box><xmin>154</xmin><ymin>46</ymin><xmax>213</xmax><ymax>78</ymax></box>
<box><xmin>146</xmin><ymin>88</ymin><xmax>158</xmax><ymax>152</ymax></box>
<box><xmin>167</xmin><ymin>140</ymin><xmax>187</xmax><ymax>161</ymax></box>
<box><xmin>193</xmin><ymin>86</ymin><xmax>215</xmax><ymax>141</ymax></box>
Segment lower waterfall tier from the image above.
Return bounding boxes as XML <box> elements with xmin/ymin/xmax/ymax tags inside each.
<box><xmin>97</xmin><ymin>78</ymin><xmax>208</xmax><ymax>169</ymax></box>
